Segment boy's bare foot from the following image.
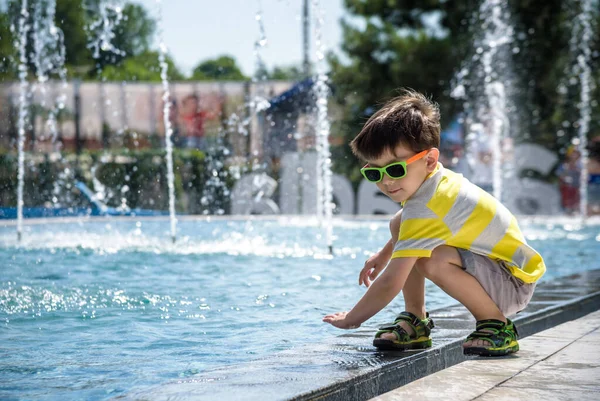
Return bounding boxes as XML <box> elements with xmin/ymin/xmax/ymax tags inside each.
<box><xmin>463</xmin><ymin>318</ymin><xmax>519</xmax><ymax>356</ymax></box>
<box><xmin>462</xmin><ymin>330</ymin><xmax>494</xmax><ymax>348</ymax></box>
<box><xmin>379</xmin><ymin>320</ymin><xmax>414</xmax><ymax>341</ymax></box>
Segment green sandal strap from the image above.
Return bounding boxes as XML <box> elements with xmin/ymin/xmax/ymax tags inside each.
<box><xmin>376</xmin><ymin>324</ymin><xmax>413</xmax><ymax>342</ymax></box>
<box><xmin>376</xmin><ymin>311</ymin><xmax>434</xmax><ymax>341</ymax></box>
<box><xmin>392</xmin><ymin>312</ymin><xmax>435</xmax><ymax>330</ymax></box>
<box><xmin>475</xmin><ymin>319</ymin><xmax>519</xmax><ymax>337</ymax></box>
<box><xmin>465</xmin><ymin>319</ymin><xmax>518</xmax><ymax>348</ymax></box>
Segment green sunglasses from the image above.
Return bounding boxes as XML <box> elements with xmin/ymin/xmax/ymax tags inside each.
<box><xmin>360</xmin><ymin>150</ymin><xmax>429</xmax><ymax>183</ymax></box>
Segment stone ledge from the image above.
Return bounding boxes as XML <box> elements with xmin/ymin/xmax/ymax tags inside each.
<box><xmin>370</xmin><ymin>309</ymin><xmax>600</xmax><ymax>401</ymax></box>
<box><xmin>294</xmin><ymin>290</ymin><xmax>600</xmax><ymax>401</ymax></box>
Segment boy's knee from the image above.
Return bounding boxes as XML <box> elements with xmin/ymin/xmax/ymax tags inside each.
<box><xmin>415</xmin><ymin>257</ymin><xmax>437</xmax><ymax>279</ymax></box>
<box><xmin>415</xmin><ymin>246</ymin><xmax>461</xmax><ymax>281</ymax></box>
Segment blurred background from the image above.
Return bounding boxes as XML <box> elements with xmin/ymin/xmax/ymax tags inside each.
<box><xmin>0</xmin><ymin>0</ymin><xmax>599</xmax><ymax>217</ymax></box>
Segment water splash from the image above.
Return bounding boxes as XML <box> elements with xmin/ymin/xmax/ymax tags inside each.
<box><xmin>51</xmin><ymin>166</ymin><xmax>76</xmax><ymax>207</ymax></box>
<box><xmin>87</xmin><ymin>0</ymin><xmax>126</xmax><ymax>59</ymax></box>
<box><xmin>15</xmin><ymin>0</ymin><xmax>30</xmax><ymax>242</ymax></box>
<box><xmin>312</xmin><ymin>0</ymin><xmax>333</xmax><ymax>253</ymax></box>
<box><xmin>32</xmin><ymin>0</ymin><xmax>67</xmax><ymax>146</ymax></box>
<box><xmin>156</xmin><ymin>0</ymin><xmax>177</xmax><ymax>243</ymax></box>
<box><xmin>0</xmin><ymin>224</ymin><xmax>341</xmax><ymax>259</ymax></box>
<box><xmin>479</xmin><ymin>0</ymin><xmax>513</xmax><ymax>202</ymax></box>
<box><xmin>451</xmin><ymin>0</ymin><xmax>514</xmax><ymax>202</ymax></box>
<box><xmin>253</xmin><ymin>1</ymin><xmax>269</xmax><ymax>90</ymax></box>
<box><xmin>250</xmin><ymin>0</ymin><xmax>271</xmax><ymax>160</ymax></box>
<box><xmin>200</xmin><ymin>138</ymin><xmax>231</xmax><ymax>216</ymax></box>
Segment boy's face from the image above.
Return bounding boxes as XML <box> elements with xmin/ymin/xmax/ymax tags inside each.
<box><xmin>367</xmin><ymin>144</ymin><xmax>439</xmax><ymax>203</ymax></box>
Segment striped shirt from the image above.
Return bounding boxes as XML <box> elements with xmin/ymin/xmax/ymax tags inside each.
<box><xmin>392</xmin><ymin>163</ymin><xmax>546</xmax><ymax>284</ymax></box>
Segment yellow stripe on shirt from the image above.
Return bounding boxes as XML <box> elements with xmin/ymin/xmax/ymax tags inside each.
<box><xmin>392</xmin><ymin>163</ymin><xmax>546</xmax><ymax>283</ymax></box>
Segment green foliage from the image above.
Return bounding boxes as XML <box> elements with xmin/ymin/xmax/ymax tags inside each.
<box><xmin>56</xmin><ymin>0</ymin><xmax>90</xmax><ymax>69</ymax></box>
<box><xmin>100</xmin><ymin>50</ymin><xmax>185</xmax><ymax>82</ymax></box>
<box><xmin>86</xmin><ymin>2</ymin><xmax>156</xmax><ymax>74</ymax></box>
<box><xmin>3</xmin><ymin>0</ymin><xmax>91</xmax><ymax>76</ymax></box>
<box><xmin>508</xmin><ymin>0</ymin><xmax>600</xmax><ymax>150</ymax></box>
<box><xmin>0</xmin><ymin>0</ymin><xmax>158</xmax><ymax>81</ymax></box>
<box><xmin>330</xmin><ymin>0</ymin><xmax>600</xmax><ymax>180</ymax></box>
<box><xmin>0</xmin><ymin>11</ymin><xmax>15</xmax><ymax>79</ymax></box>
<box><xmin>191</xmin><ymin>55</ymin><xmax>247</xmax><ymax>81</ymax></box>
<box><xmin>329</xmin><ymin>0</ymin><xmax>476</xmax><ymax>175</ymax></box>
<box><xmin>266</xmin><ymin>65</ymin><xmax>305</xmax><ymax>80</ymax></box>
<box><xmin>0</xmin><ymin>149</ymin><xmax>237</xmax><ymax>214</ymax></box>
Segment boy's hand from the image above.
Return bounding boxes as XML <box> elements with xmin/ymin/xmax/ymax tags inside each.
<box><xmin>322</xmin><ymin>312</ymin><xmax>360</xmax><ymax>329</ymax></box>
<box><xmin>359</xmin><ymin>253</ymin><xmax>386</xmax><ymax>287</ymax></box>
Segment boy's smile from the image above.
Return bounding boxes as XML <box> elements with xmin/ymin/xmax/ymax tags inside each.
<box><xmin>367</xmin><ymin>144</ymin><xmax>439</xmax><ymax>203</ymax></box>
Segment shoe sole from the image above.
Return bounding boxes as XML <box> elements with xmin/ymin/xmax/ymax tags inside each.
<box><xmin>373</xmin><ymin>337</ymin><xmax>432</xmax><ymax>350</ymax></box>
<box><xmin>463</xmin><ymin>342</ymin><xmax>519</xmax><ymax>357</ymax></box>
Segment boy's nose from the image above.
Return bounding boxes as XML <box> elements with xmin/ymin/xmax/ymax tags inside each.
<box><xmin>380</xmin><ymin>174</ymin><xmax>397</xmax><ymax>187</ymax></box>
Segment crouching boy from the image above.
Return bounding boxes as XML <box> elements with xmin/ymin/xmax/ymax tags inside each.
<box><xmin>323</xmin><ymin>90</ymin><xmax>545</xmax><ymax>356</ymax></box>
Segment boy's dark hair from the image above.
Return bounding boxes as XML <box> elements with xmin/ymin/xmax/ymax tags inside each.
<box><xmin>350</xmin><ymin>89</ymin><xmax>441</xmax><ymax>161</ymax></box>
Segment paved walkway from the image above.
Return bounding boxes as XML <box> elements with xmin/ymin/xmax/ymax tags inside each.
<box><xmin>371</xmin><ymin>310</ymin><xmax>600</xmax><ymax>401</ymax></box>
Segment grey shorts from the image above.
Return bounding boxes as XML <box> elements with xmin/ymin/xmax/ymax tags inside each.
<box><xmin>457</xmin><ymin>248</ymin><xmax>536</xmax><ymax>317</ymax></box>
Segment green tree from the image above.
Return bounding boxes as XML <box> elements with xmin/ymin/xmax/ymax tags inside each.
<box><xmin>191</xmin><ymin>55</ymin><xmax>247</xmax><ymax>81</ymax></box>
<box><xmin>4</xmin><ymin>0</ymin><xmax>91</xmax><ymax>75</ymax></box>
<box><xmin>100</xmin><ymin>50</ymin><xmax>185</xmax><ymax>81</ymax></box>
<box><xmin>0</xmin><ymin>11</ymin><xmax>15</xmax><ymax>79</ymax></box>
<box><xmin>509</xmin><ymin>0</ymin><xmax>600</xmax><ymax>151</ymax></box>
<box><xmin>87</xmin><ymin>2</ymin><xmax>156</xmax><ymax>74</ymax></box>
<box><xmin>2</xmin><ymin>0</ymin><xmax>157</xmax><ymax>79</ymax></box>
<box><xmin>330</xmin><ymin>0</ymin><xmax>600</xmax><ymax>181</ymax></box>
<box><xmin>56</xmin><ymin>0</ymin><xmax>90</xmax><ymax>68</ymax></box>
<box><xmin>329</xmin><ymin>0</ymin><xmax>477</xmax><ymax>179</ymax></box>
<box><xmin>267</xmin><ymin>65</ymin><xmax>304</xmax><ymax>80</ymax></box>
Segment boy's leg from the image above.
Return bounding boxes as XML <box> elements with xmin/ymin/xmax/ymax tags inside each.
<box><xmin>403</xmin><ymin>266</ymin><xmax>426</xmax><ymax>318</ymax></box>
<box><xmin>378</xmin><ymin>266</ymin><xmax>426</xmax><ymax>341</ymax></box>
<box><xmin>414</xmin><ymin>245</ymin><xmax>507</xmax><ymax>348</ymax></box>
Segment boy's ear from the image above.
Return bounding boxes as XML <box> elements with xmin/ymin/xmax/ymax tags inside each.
<box><xmin>426</xmin><ymin>148</ymin><xmax>440</xmax><ymax>172</ymax></box>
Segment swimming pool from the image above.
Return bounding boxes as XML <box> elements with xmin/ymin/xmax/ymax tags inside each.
<box><xmin>1</xmin><ymin>217</ymin><xmax>599</xmax><ymax>400</ymax></box>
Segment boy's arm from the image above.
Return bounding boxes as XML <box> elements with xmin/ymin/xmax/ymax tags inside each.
<box><xmin>359</xmin><ymin>210</ymin><xmax>402</xmax><ymax>287</ymax></box>
<box><xmin>324</xmin><ymin>256</ymin><xmax>417</xmax><ymax>329</ymax></box>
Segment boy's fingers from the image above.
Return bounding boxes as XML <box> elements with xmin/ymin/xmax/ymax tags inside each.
<box><xmin>371</xmin><ymin>265</ymin><xmax>383</xmax><ymax>276</ymax></box>
<box><xmin>359</xmin><ymin>268</ymin><xmax>371</xmax><ymax>286</ymax></box>
<box><xmin>323</xmin><ymin>314</ymin><xmax>343</xmax><ymax>323</ymax></box>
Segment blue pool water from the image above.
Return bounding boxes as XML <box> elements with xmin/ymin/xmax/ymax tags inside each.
<box><xmin>1</xmin><ymin>217</ymin><xmax>599</xmax><ymax>400</ymax></box>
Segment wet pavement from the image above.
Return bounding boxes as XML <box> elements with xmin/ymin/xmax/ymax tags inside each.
<box><xmin>120</xmin><ymin>269</ymin><xmax>600</xmax><ymax>401</ymax></box>
<box><xmin>371</xmin><ymin>309</ymin><xmax>600</xmax><ymax>401</ymax></box>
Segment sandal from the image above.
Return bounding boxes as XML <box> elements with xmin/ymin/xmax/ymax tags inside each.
<box><xmin>373</xmin><ymin>311</ymin><xmax>434</xmax><ymax>350</ymax></box>
<box><xmin>463</xmin><ymin>318</ymin><xmax>519</xmax><ymax>357</ymax></box>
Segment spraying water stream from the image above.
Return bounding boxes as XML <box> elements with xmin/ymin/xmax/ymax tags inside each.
<box><xmin>32</xmin><ymin>0</ymin><xmax>68</xmax><ymax>146</ymax></box>
<box><xmin>312</xmin><ymin>0</ymin><xmax>333</xmax><ymax>253</ymax></box>
<box><xmin>156</xmin><ymin>0</ymin><xmax>177</xmax><ymax>243</ymax></box>
<box><xmin>573</xmin><ymin>0</ymin><xmax>594</xmax><ymax>218</ymax></box>
<box><xmin>15</xmin><ymin>0</ymin><xmax>30</xmax><ymax>242</ymax></box>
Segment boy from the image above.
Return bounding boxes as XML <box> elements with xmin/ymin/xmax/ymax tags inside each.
<box><xmin>323</xmin><ymin>90</ymin><xmax>545</xmax><ymax>356</ymax></box>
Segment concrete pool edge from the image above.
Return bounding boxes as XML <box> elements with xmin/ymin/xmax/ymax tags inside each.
<box><xmin>290</xmin><ymin>290</ymin><xmax>600</xmax><ymax>401</ymax></box>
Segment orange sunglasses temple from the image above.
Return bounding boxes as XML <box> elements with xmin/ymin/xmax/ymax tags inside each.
<box><xmin>362</xmin><ymin>149</ymin><xmax>429</xmax><ymax>169</ymax></box>
<box><xmin>405</xmin><ymin>149</ymin><xmax>429</xmax><ymax>164</ymax></box>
